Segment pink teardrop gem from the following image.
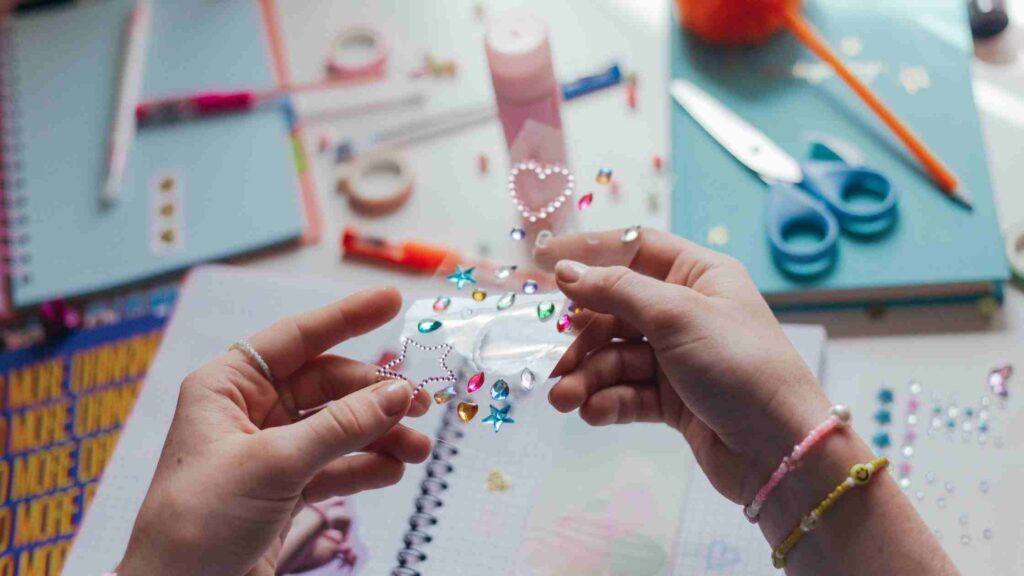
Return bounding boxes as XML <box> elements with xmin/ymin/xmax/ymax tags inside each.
<box><xmin>556</xmin><ymin>313</ymin><xmax>572</xmax><ymax>333</ymax></box>
<box><xmin>577</xmin><ymin>193</ymin><xmax>594</xmax><ymax>211</ymax></box>
<box><xmin>467</xmin><ymin>372</ymin><xmax>485</xmax><ymax>394</ymax></box>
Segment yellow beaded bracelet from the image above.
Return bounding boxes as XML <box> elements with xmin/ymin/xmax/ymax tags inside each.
<box><xmin>771</xmin><ymin>456</ymin><xmax>889</xmax><ymax>569</ymax></box>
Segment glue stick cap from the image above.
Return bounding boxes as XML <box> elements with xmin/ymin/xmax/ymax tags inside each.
<box><xmin>485</xmin><ymin>9</ymin><xmax>557</xmax><ymax>103</ymax></box>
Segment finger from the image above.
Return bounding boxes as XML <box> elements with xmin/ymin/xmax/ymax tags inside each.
<box><xmin>243</xmin><ymin>287</ymin><xmax>403</xmax><ymax>381</ymax></box>
<box><xmin>549</xmin><ymin>312</ymin><xmax>642</xmax><ymax>378</ymax></box>
<box><xmin>363</xmin><ymin>423</ymin><xmax>433</xmax><ymax>464</ymax></box>
<box><xmin>554</xmin><ymin>261</ymin><xmax>699</xmax><ymax>340</ymax></box>
<box><xmin>549</xmin><ymin>342</ymin><xmax>657</xmax><ymax>412</ymax></box>
<box><xmin>578</xmin><ymin>384</ymin><xmax>665</xmax><ymax>426</ymax></box>
<box><xmin>274</xmin><ymin>379</ymin><xmax>415</xmax><ymax>475</ymax></box>
<box><xmin>286</xmin><ymin>355</ymin><xmax>430</xmax><ymax>417</ymax></box>
<box><xmin>534</xmin><ymin>227</ymin><xmax>722</xmax><ymax>279</ymax></box>
<box><xmin>303</xmin><ymin>453</ymin><xmax>405</xmax><ymax>503</ymax></box>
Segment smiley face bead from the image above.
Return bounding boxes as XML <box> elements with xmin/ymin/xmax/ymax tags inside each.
<box><xmin>850</xmin><ymin>463</ymin><xmax>873</xmax><ymax>485</ymax></box>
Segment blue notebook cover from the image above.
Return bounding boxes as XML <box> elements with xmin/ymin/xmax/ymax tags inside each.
<box><xmin>669</xmin><ymin>0</ymin><xmax>1008</xmax><ymax>307</ymax></box>
<box><xmin>4</xmin><ymin>0</ymin><xmax>304</xmax><ymax>308</ymax></box>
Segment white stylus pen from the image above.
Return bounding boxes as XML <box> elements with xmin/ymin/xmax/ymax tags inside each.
<box><xmin>102</xmin><ymin>0</ymin><xmax>151</xmax><ymax>207</ymax></box>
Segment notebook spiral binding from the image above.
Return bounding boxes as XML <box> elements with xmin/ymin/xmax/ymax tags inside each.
<box><xmin>0</xmin><ymin>19</ymin><xmax>30</xmax><ymax>287</ymax></box>
<box><xmin>391</xmin><ymin>402</ymin><xmax>464</xmax><ymax>576</ymax></box>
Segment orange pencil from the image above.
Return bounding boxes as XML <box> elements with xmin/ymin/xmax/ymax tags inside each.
<box><xmin>783</xmin><ymin>11</ymin><xmax>972</xmax><ymax>210</ymax></box>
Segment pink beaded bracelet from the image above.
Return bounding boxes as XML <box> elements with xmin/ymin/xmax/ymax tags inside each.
<box><xmin>743</xmin><ymin>405</ymin><xmax>851</xmax><ymax>523</ymax></box>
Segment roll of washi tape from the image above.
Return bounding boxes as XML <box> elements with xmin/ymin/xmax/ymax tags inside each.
<box><xmin>336</xmin><ymin>151</ymin><xmax>414</xmax><ymax>216</ymax></box>
<box><xmin>1007</xmin><ymin>221</ymin><xmax>1024</xmax><ymax>280</ymax></box>
<box><xmin>325</xmin><ymin>26</ymin><xmax>389</xmax><ymax>80</ymax></box>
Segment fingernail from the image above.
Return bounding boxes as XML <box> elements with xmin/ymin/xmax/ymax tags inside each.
<box><xmin>535</xmin><ymin>230</ymin><xmax>553</xmax><ymax>249</ymax></box>
<box><xmin>555</xmin><ymin>260</ymin><xmax>587</xmax><ymax>283</ymax></box>
<box><xmin>376</xmin><ymin>380</ymin><xmax>412</xmax><ymax>416</ymax></box>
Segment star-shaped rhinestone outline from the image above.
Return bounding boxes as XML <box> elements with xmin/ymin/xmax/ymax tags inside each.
<box><xmin>447</xmin><ymin>265</ymin><xmax>477</xmax><ymax>290</ymax></box>
<box><xmin>376</xmin><ymin>337</ymin><xmax>456</xmax><ymax>397</ymax></box>
<box><xmin>482</xmin><ymin>403</ymin><xmax>515</xmax><ymax>433</ymax></box>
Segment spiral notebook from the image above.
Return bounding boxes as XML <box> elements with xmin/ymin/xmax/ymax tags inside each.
<box><xmin>0</xmin><ymin>0</ymin><xmax>311</xmax><ymax>317</ymax></box>
<box><xmin>65</xmin><ymin>265</ymin><xmax>827</xmax><ymax>576</ymax></box>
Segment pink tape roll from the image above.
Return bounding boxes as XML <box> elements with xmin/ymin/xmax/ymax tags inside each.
<box><xmin>325</xmin><ymin>27</ymin><xmax>388</xmax><ymax>80</ymax></box>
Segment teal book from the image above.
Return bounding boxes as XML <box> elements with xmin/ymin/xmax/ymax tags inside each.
<box><xmin>669</xmin><ymin>0</ymin><xmax>1008</xmax><ymax>308</ymax></box>
<box><xmin>0</xmin><ymin>0</ymin><xmax>306</xmax><ymax>313</ymax></box>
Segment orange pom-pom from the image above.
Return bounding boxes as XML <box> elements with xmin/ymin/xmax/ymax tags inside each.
<box><xmin>676</xmin><ymin>0</ymin><xmax>802</xmax><ymax>46</ymax></box>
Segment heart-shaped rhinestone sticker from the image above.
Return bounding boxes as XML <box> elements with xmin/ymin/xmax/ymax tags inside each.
<box><xmin>507</xmin><ymin>161</ymin><xmax>574</xmax><ymax>223</ymax></box>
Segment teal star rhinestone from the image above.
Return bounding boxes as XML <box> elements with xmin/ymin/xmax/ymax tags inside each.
<box><xmin>482</xmin><ymin>404</ymin><xmax>515</xmax><ymax>433</ymax></box>
<box><xmin>447</xmin><ymin>265</ymin><xmax>477</xmax><ymax>290</ymax></box>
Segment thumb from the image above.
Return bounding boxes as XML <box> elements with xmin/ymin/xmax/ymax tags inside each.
<box><xmin>554</xmin><ymin>260</ymin><xmax>696</xmax><ymax>337</ymax></box>
<box><xmin>281</xmin><ymin>379</ymin><xmax>414</xmax><ymax>476</ymax></box>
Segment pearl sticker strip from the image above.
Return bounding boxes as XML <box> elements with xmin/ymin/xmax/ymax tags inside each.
<box><xmin>507</xmin><ymin>161</ymin><xmax>574</xmax><ymax>223</ymax></box>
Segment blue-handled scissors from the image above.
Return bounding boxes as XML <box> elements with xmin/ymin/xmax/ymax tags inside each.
<box><xmin>670</xmin><ymin>79</ymin><xmax>899</xmax><ymax>277</ymax></box>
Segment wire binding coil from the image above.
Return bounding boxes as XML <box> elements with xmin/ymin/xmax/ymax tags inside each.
<box><xmin>390</xmin><ymin>403</ymin><xmax>463</xmax><ymax>576</ymax></box>
<box><xmin>0</xmin><ymin>22</ymin><xmax>29</xmax><ymax>284</ymax></box>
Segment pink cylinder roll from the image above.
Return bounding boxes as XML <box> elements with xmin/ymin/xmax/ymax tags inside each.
<box><xmin>485</xmin><ymin>9</ymin><xmax>566</xmax><ymax>165</ymax></box>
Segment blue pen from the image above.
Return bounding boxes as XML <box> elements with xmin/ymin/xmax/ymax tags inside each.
<box><xmin>561</xmin><ymin>63</ymin><xmax>622</xmax><ymax>100</ymax></box>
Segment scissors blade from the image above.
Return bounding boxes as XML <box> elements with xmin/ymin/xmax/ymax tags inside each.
<box><xmin>670</xmin><ymin>79</ymin><xmax>803</xmax><ymax>184</ymax></box>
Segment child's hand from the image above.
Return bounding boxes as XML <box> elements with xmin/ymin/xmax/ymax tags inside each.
<box><xmin>535</xmin><ymin>229</ymin><xmax>831</xmax><ymax>505</ymax></box>
<box><xmin>118</xmin><ymin>288</ymin><xmax>431</xmax><ymax>576</ymax></box>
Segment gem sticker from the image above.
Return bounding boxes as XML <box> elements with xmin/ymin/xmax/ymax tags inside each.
<box><xmin>434</xmin><ymin>385</ymin><xmax>456</xmax><ymax>404</ymax></box>
<box><xmin>447</xmin><ymin>265</ymin><xmax>477</xmax><ymax>290</ymax></box>
<box><xmin>457</xmin><ymin>401</ymin><xmax>479</xmax><ymax>422</ymax></box>
<box><xmin>878</xmin><ymin>388</ymin><xmax>894</xmax><ymax>403</ymax></box>
<box><xmin>376</xmin><ymin>337</ymin><xmax>457</xmax><ymax>396</ymax></box>
<box><xmin>467</xmin><ymin>372</ymin><xmax>485</xmax><ymax>394</ymax></box>
<box><xmin>507</xmin><ymin>161</ymin><xmax>574</xmax><ymax>223</ymax></box>
<box><xmin>510</xmin><ymin>227</ymin><xmax>526</xmax><ymax>240</ymax></box>
<box><xmin>899</xmin><ymin>66</ymin><xmax>931</xmax><ymax>95</ymax></box>
<box><xmin>150</xmin><ymin>172</ymin><xmax>184</xmax><ymax>256</ymax></box>
<box><xmin>622</xmin><ymin>225</ymin><xmax>641</xmax><ymax>243</ymax></box>
<box><xmin>417</xmin><ymin>320</ymin><xmax>442</xmax><ymax>334</ymax></box>
<box><xmin>486</xmin><ymin>470</ymin><xmax>512</xmax><ymax>492</ymax></box>
<box><xmin>520</xmin><ymin>368</ymin><xmax>536</xmax><ymax>392</ymax></box>
<box><xmin>495</xmin><ymin>265</ymin><xmax>517</xmax><ymax>281</ymax></box>
<box><xmin>556</xmin><ymin>313</ymin><xmax>572</xmax><ymax>333</ymax></box>
<box><xmin>522</xmin><ymin>280</ymin><xmax>539</xmax><ymax>294</ymax></box>
<box><xmin>496</xmin><ymin>292</ymin><xmax>516</xmax><ymax>310</ymax></box>
<box><xmin>482</xmin><ymin>404</ymin><xmax>515</xmax><ymax>432</ymax></box>
<box><xmin>988</xmin><ymin>364</ymin><xmax>1011</xmax><ymax>398</ymax></box>
<box><xmin>596</xmin><ymin>168</ymin><xmax>612</xmax><ymax>184</ymax></box>
<box><xmin>537</xmin><ymin>301</ymin><xmax>555</xmax><ymax>321</ymax></box>
<box><xmin>432</xmin><ymin>296</ymin><xmax>451</xmax><ymax>312</ymax></box>
<box><xmin>707</xmin><ymin>225</ymin><xmax>730</xmax><ymax>246</ymax></box>
<box><xmin>490</xmin><ymin>379</ymin><xmax>510</xmax><ymax>400</ymax></box>
<box><xmin>472</xmin><ymin>289</ymin><xmax>487</xmax><ymax>302</ymax></box>
<box><xmin>840</xmin><ymin>36</ymin><xmax>863</xmax><ymax>57</ymax></box>
<box><xmin>872</xmin><ymin>431</ymin><xmax>891</xmax><ymax>449</ymax></box>
<box><xmin>874</xmin><ymin>408</ymin><xmax>892</xmax><ymax>425</ymax></box>
<box><xmin>577</xmin><ymin>192</ymin><xmax>594</xmax><ymax>211</ymax></box>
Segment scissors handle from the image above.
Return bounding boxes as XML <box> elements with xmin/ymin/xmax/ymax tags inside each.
<box><xmin>801</xmin><ymin>161</ymin><xmax>898</xmax><ymax>227</ymax></box>
<box><xmin>766</xmin><ymin>183</ymin><xmax>840</xmax><ymax>268</ymax></box>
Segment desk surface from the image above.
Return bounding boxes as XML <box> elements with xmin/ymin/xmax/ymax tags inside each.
<box><xmin>250</xmin><ymin>1</ymin><xmax>1024</xmax><ymax>573</ymax></box>
<box><xmin>257</xmin><ymin>0</ymin><xmax>1024</xmax><ymax>315</ymax></box>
